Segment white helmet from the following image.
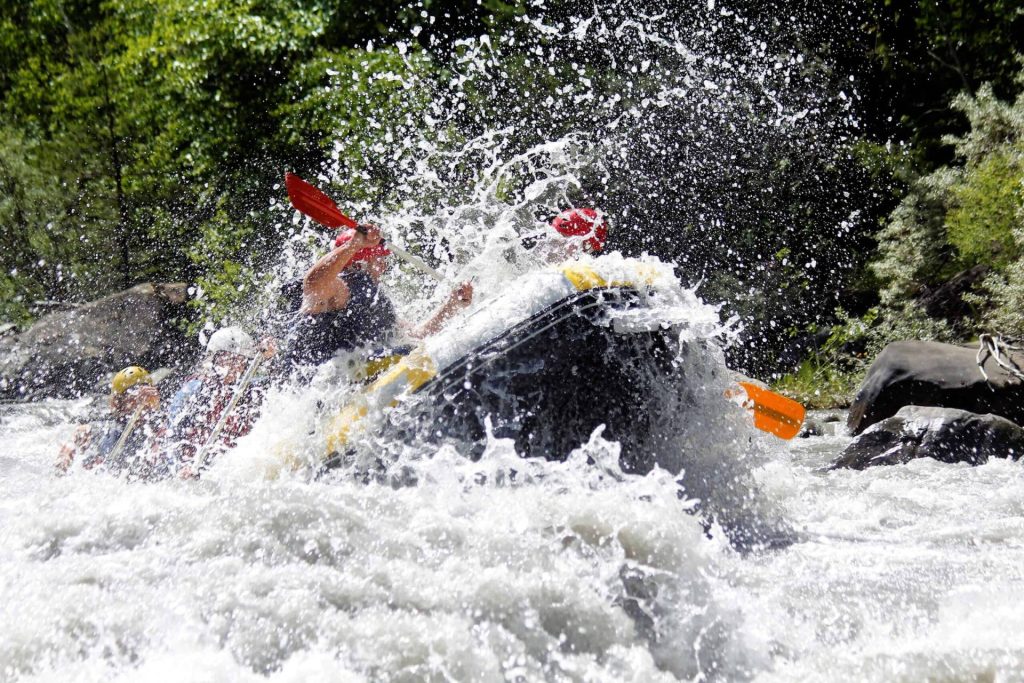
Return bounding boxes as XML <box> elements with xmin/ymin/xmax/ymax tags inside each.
<box><xmin>206</xmin><ymin>326</ymin><xmax>257</xmax><ymax>359</ymax></box>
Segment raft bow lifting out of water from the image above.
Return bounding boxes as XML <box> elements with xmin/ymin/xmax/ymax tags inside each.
<box><xmin>317</xmin><ymin>256</ymin><xmax>735</xmax><ymax>475</ymax></box>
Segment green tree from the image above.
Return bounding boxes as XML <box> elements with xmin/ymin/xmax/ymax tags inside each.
<box><xmin>0</xmin><ymin>0</ymin><xmax>517</xmax><ymax>327</ymax></box>
<box><xmin>858</xmin><ymin>0</ymin><xmax>1024</xmax><ymax>162</ymax></box>
<box><xmin>872</xmin><ymin>73</ymin><xmax>1024</xmax><ymax>334</ymax></box>
<box><xmin>0</xmin><ymin>128</ymin><xmax>74</xmax><ymax>323</ymax></box>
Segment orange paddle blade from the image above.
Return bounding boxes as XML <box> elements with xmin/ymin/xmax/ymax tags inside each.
<box><xmin>285</xmin><ymin>172</ymin><xmax>358</xmax><ymax>229</ymax></box>
<box><xmin>737</xmin><ymin>381</ymin><xmax>806</xmax><ymax>440</ymax></box>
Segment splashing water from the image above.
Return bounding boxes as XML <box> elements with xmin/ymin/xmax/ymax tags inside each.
<box><xmin>4</xmin><ymin>1</ymin><xmax>1024</xmax><ymax>681</ymax></box>
<box><xmin>2</xmin><ymin>393</ymin><xmax>771</xmax><ymax>680</ymax></box>
<box><xmin>258</xmin><ymin>0</ymin><xmax>868</xmax><ymax>358</ymax></box>
<box><xmin>5</xmin><ymin>404</ymin><xmax>1024</xmax><ymax>679</ymax></box>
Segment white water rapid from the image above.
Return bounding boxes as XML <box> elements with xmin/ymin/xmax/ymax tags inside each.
<box><xmin>3</xmin><ymin>400</ymin><xmax>1024</xmax><ymax>681</ymax></box>
<box><xmin>5</xmin><ymin>1</ymin><xmax>1023</xmax><ymax>680</ymax></box>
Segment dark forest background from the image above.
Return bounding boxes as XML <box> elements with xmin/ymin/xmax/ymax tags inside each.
<box><xmin>1</xmin><ymin>0</ymin><xmax>1021</xmax><ymax>401</ymax></box>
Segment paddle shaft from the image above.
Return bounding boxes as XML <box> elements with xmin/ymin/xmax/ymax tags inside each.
<box><xmin>352</xmin><ymin>225</ymin><xmax>447</xmax><ymax>283</ymax></box>
<box><xmin>193</xmin><ymin>353</ymin><xmax>265</xmax><ymax>472</ymax></box>
<box><xmin>285</xmin><ymin>173</ymin><xmax>448</xmax><ymax>284</ymax></box>
<box><xmin>106</xmin><ymin>406</ymin><xmax>145</xmax><ymax>472</ymax></box>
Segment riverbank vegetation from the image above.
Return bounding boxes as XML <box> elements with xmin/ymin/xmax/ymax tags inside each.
<box><xmin>1</xmin><ymin>1</ymin><xmax>1021</xmax><ymax>405</ymax></box>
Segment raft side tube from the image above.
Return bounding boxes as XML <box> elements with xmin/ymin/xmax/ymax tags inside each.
<box><xmin>382</xmin><ymin>287</ymin><xmax>691</xmax><ymax>472</ymax></box>
<box><xmin>322</xmin><ymin>259</ymin><xmax>674</xmax><ymax>461</ymax></box>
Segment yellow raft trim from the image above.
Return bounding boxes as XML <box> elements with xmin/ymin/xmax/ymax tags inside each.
<box><xmin>324</xmin><ymin>350</ymin><xmax>437</xmax><ymax>454</ymax></box>
<box><xmin>353</xmin><ymin>352</ymin><xmax>406</xmax><ymax>383</ymax></box>
<box><xmin>560</xmin><ymin>263</ymin><xmax>660</xmax><ymax>291</ymax></box>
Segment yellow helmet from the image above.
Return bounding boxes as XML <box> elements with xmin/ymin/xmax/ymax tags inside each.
<box><xmin>111</xmin><ymin>366</ymin><xmax>152</xmax><ymax>395</ymax></box>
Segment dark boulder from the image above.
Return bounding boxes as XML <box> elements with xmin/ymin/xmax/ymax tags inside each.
<box><xmin>847</xmin><ymin>340</ymin><xmax>1024</xmax><ymax>435</ymax></box>
<box><xmin>832</xmin><ymin>405</ymin><xmax>1024</xmax><ymax>470</ymax></box>
<box><xmin>0</xmin><ymin>283</ymin><xmax>197</xmax><ymax>399</ymax></box>
<box><xmin>799</xmin><ymin>413</ymin><xmax>844</xmax><ymax>438</ymax></box>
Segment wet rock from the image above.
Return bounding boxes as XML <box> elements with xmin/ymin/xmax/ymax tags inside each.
<box><xmin>799</xmin><ymin>415</ymin><xmax>845</xmax><ymax>438</ymax></box>
<box><xmin>832</xmin><ymin>405</ymin><xmax>1024</xmax><ymax>470</ymax></box>
<box><xmin>847</xmin><ymin>340</ymin><xmax>1024</xmax><ymax>435</ymax></box>
<box><xmin>0</xmin><ymin>283</ymin><xmax>197</xmax><ymax>399</ymax></box>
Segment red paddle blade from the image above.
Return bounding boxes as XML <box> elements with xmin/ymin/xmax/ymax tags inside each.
<box><xmin>284</xmin><ymin>172</ymin><xmax>357</xmax><ymax>229</ymax></box>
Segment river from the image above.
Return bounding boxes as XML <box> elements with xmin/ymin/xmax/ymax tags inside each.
<box><xmin>4</xmin><ymin>1</ymin><xmax>1022</xmax><ymax>677</ymax></box>
<box><xmin>3</xmin><ymin>397</ymin><xmax>1023</xmax><ymax>681</ymax></box>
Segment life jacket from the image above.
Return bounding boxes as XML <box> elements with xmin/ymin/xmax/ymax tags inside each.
<box><xmin>78</xmin><ymin>415</ymin><xmax>163</xmax><ymax>477</ymax></box>
<box><xmin>280</xmin><ymin>278</ymin><xmax>304</xmax><ymax>313</ymax></box>
<box><xmin>283</xmin><ymin>269</ymin><xmax>396</xmax><ymax>368</ymax></box>
<box><xmin>90</xmin><ymin>419</ymin><xmax>125</xmax><ymax>464</ymax></box>
<box><xmin>160</xmin><ymin>372</ymin><xmax>265</xmax><ymax>472</ymax></box>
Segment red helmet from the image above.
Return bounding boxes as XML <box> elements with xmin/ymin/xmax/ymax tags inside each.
<box><xmin>333</xmin><ymin>229</ymin><xmax>391</xmax><ymax>267</ymax></box>
<box><xmin>551</xmin><ymin>208</ymin><xmax>607</xmax><ymax>252</ymax></box>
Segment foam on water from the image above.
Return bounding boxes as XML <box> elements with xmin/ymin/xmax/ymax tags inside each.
<box><xmin>4</xmin><ymin>0</ymin><xmax>1024</xmax><ymax>679</ymax></box>
<box><xmin>737</xmin><ymin>436</ymin><xmax>1024</xmax><ymax>681</ymax></box>
<box><xmin>5</xmin><ymin>398</ymin><xmax>1024</xmax><ymax>680</ymax></box>
<box><xmin>1</xmin><ymin>398</ymin><xmax>766</xmax><ymax>681</ymax></box>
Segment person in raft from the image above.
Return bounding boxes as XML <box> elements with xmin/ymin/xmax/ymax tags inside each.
<box><xmin>527</xmin><ymin>208</ymin><xmax>609</xmax><ymax>263</ymax></box>
<box><xmin>56</xmin><ymin>366</ymin><xmax>163</xmax><ymax>477</ymax></box>
<box><xmin>283</xmin><ymin>224</ymin><xmax>474</xmax><ymax>368</ymax></box>
<box><xmin>544</xmin><ymin>205</ymin><xmax>606</xmax><ymax>259</ymax></box>
<box><xmin>158</xmin><ymin>326</ymin><xmax>273</xmax><ymax>478</ymax></box>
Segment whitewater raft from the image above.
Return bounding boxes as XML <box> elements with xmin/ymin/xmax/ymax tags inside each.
<box><xmin>322</xmin><ymin>257</ymin><xmax>725</xmax><ymax>473</ymax></box>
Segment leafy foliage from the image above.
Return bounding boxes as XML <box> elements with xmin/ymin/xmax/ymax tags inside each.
<box><xmin>276</xmin><ymin>47</ymin><xmax>439</xmax><ymax>206</ymax></box>
<box><xmin>0</xmin><ymin>128</ymin><xmax>74</xmax><ymax>323</ymax></box>
<box><xmin>775</xmin><ymin>301</ymin><xmax>959</xmax><ymax>407</ymax></box>
<box><xmin>947</xmin><ymin>149</ymin><xmax>1022</xmax><ymax>269</ymax></box>
<box><xmin>872</xmin><ymin>74</ymin><xmax>1024</xmax><ymax>328</ymax></box>
<box><xmin>0</xmin><ymin>0</ymin><xmax>1021</xmax><ymax>408</ymax></box>
<box><xmin>856</xmin><ymin>0</ymin><xmax>1024</xmax><ymax>163</ymax></box>
<box><xmin>0</xmin><ymin>0</ymin><xmax>511</xmax><ymax>329</ymax></box>
<box><xmin>801</xmin><ymin>67</ymin><xmax>1023</xmax><ymax>405</ymax></box>
<box><xmin>871</xmin><ymin>166</ymin><xmax>959</xmax><ymax>303</ymax></box>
